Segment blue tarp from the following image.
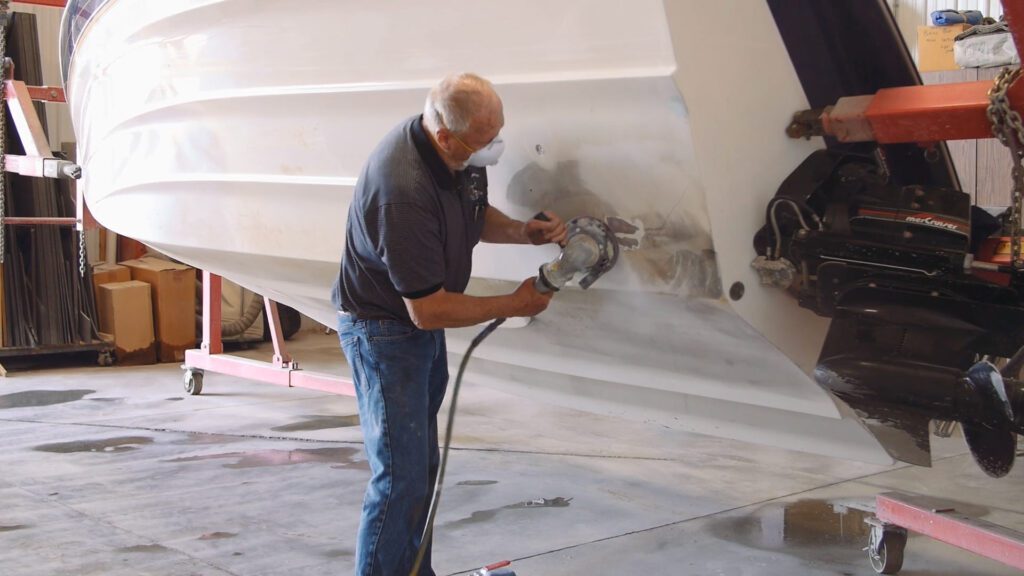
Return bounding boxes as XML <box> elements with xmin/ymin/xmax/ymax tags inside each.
<box><xmin>931</xmin><ymin>9</ymin><xmax>984</xmax><ymax>26</ymax></box>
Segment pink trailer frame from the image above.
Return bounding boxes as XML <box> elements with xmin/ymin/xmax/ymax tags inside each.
<box><xmin>182</xmin><ymin>271</ymin><xmax>354</xmax><ymax>398</ymax></box>
<box><xmin>865</xmin><ymin>491</ymin><xmax>1024</xmax><ymax>574</ymax></box>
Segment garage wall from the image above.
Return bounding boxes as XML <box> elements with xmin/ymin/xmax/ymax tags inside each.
<box><xmin>884</xmin><ymin>0</ymin><xmax>1011</xmax><ymax>206</ymax></box>
<box><xmin>887</xmin><ymin>0</ymin><xmax>1004</xmax><ymax>64</ymax></box>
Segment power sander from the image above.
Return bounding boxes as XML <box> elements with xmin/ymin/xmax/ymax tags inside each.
<box><xmin>534</xmin><ymin>215</ymin><xmax>620</xmax><ymax>293</ymax></box>
<box><xmin>409</xmin><ymin>213</ymin><xmax>621</xmax><ymax>576</ymax></box>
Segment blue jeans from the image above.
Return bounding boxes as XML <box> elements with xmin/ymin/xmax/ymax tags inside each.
<box><xmin>337</xmin><ymin>314</ymin><xmax>449</xmax><ymax>576</ymax></box>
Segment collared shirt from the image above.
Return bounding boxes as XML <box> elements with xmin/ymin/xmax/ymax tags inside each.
<box><xmin>331</xmin><ymin>115</ymin><xmax>489</xmax><ymax>323</ymax></box>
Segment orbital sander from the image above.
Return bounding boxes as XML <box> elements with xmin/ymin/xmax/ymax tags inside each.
<box><xmin>534</xmin><ymin>214</ymin><xmax>621</xmax><ymax>293</ymax></box>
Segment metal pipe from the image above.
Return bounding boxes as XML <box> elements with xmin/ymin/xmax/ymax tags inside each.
<box><xmin>2</xmin><ymin>216</ymin><xmax>76</xmax><ymax>226</ymax></box>
<box><xmin>104</xmin><ymin>229</ymin><xmax>117</xmax><ymax>263</ymax></box>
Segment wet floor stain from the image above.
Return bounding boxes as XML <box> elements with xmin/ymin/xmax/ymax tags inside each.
<box><xmin>87</xmin><ymin>397</ymin><xmax>124</xmax><ymax>403</ymax></box>
<box><xmin>707</xmin><ymin>498</ymin><xmax>986</xmax><ymax>555</ymax></box>
<box><xmin>324</xmin><ymin>549</ymin><xmax>354</xmax><ymax>558</ymax></box>
<box><xmin>0</xmin><ymin>389</ymin><xmax>94</xmax><ymax>409</ymax></box>
<box><xmin>707</xmin><ymin>500</ymin><xmax>872</xmax><ymax>551</ymax></box>
<box><xmin>443</xmin><ymin>497</ymin><xmax>572</xmax><ymax>530</ymax></box>
<box><xmin>0</xmin><ymin>525</ymin><xmax>27</xmax><ymax>532</ymax></box>
<box><xmin>457</xmin><ymin>480</ymin><xmax>499</xmax><ymax>486</ymax></box>
<box><xmin>166</xmin><ymin>447</ymin><xmax>367</xmax><ymax>470</ymax></box>
<box><xmin>118</xmin><ymin>544</ymin><xmax>169</xmax><ymax>553</ymax></box>
<box><xmin>270</xmin><ymin>414</ymin><xmax>360</xmax><ymax>432</ymax></box>
<box><xmin>33</xmin><ymin>436</ymin><xmax>154</xmax><ymax>454</ymax></box>
<box><xmin>198</xmin><ymin>532</ymin><xmax>237</xmax><ymax>541</ymax></box>
<box><xmin>165</xmin><ymin>397</ymin><xmax>184</xmax><ymax>402</ymax></box>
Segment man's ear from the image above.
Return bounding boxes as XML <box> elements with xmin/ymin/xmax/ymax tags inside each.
<box><xmin>435</xmin><ymin>128</ymin><xmax>450</xmax><ymax>148</ymax></box>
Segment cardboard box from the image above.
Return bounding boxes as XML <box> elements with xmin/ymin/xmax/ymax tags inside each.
<box><xmin>120</xmin><ymin>257</ymin><xmax>197</xmax><ymax>363</ymax></box>
<box><xmin>918</xmin><ymin>24</ymin><xmax>972</xmax><ymax>72</ymax></box>
<box><xmin>97</xmin><ymin>281</ymin><xmax>156</xmax><ymax>365</ymax></box>
<box><xmin>92</xmin><ymin>262</ymin><xmax>131</xmax><ymax>296</ymax></box>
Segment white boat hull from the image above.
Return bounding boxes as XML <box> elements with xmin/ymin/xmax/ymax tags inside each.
<box><xmin>63</xmin><ymin>0</ymin><xmax>891</xmax><ymax>463</ymax></box>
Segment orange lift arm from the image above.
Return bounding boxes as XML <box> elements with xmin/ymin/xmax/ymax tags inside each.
<box><xmin>789</xmin><ymin>0</ymin><xmax>1024</xmax><ymax>145</ymax></box>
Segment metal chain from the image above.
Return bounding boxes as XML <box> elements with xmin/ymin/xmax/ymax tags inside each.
<box><xmin>0</xmin><ymin>1</ymin><xmax>9</xmax><ymax>265</ymax></box>
<box><xmin>79</xmin><ymin>228</ymin><xmax>85</xmax><ymax>277</ymax></box>
<box><xmin>987</xmin><ymin>67</ymin><xmax>1024</xmax><ymax>268</ymax></box>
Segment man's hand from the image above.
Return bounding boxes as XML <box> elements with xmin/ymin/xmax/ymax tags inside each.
<box><xmin>524</xmin><ymin>211</ymin><xmax>568</xmax><ymax>246</ymax></box>
<box><xmin>512</xmin><ymin>277</ymin><xmax>553</xmax><ymax>317</ymax></box>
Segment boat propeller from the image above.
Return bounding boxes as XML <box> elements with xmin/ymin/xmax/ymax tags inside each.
<box><xmin>961</xmin><ymin>358</ymin><xmax>1024</xmax><ymax>478</ymax></box>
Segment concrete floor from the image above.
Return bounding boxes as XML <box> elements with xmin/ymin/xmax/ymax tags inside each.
<box><xmin>0</xmin><ymin>332</ymin><xmax>1021</xmax><ymax>576</ymax></box>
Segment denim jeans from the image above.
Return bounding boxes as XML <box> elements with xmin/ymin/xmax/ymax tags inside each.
<box><xmin>337</xmin><ymin>313</ymin><xmax>449</xmax><ymax>576</ymax></box>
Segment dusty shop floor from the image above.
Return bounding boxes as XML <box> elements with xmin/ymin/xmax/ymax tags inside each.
<box><xmin>0</xmin><ymin>331</ymin><xmax>1021</xmax><ymax>575</ymax></box>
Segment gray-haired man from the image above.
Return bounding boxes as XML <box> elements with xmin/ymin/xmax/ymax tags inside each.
<box><xmin>332</xmin><ymin>73</ymin><xmax>566</xmax><ymax>575</ymax></box>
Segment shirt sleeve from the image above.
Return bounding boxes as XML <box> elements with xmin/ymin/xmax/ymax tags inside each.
<box><xmin>374</xmin><ymin>202</ymin><xmax>445</xmax><ymax>299</ymax></box>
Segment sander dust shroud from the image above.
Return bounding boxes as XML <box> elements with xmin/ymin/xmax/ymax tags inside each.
<box><xmin>409</xmin><ymin>215</ymin><xmax>621</xmax><ymax>576</ymax></box>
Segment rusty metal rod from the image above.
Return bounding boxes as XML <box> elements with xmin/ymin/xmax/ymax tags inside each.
<box><xmin>2</xmin><ymin>216</ymin><xmax>77</xmax><ymax>226</ymax></box>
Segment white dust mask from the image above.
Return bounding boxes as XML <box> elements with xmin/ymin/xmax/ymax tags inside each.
<box><xmin>466</xmin><ymin>135</ymin><xmax>505</xmax><ymax>167</ymax></box>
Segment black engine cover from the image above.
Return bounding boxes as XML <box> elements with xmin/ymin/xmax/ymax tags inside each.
<box><xmin>754</xmin><ymin>150</ymin><xmax>970</xmax><ymax>260</ymax></box>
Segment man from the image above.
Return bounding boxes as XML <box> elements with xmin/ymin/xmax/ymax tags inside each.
<box><xmin>332</xmin><ymin>73</ymin><xmax>567</xmax><ymax>576</ymax></box>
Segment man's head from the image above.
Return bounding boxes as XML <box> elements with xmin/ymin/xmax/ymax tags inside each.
<box><xmin>423</xmin><ymin>73</ymin><xmax>505</xmax><ymax>171</ymax></box>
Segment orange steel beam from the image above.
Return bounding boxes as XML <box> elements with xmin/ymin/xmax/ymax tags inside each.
<box><xmin>821</xmin><ymin>82</ymin><xmax>995</xmax><ymax>143</ymax></box>
<box><xmin>811</xmin><ymin>0</ymin><xmax>1024</xmax><ymax>145</ymax></box>
<box><xmin>869</xmin><ymin>82</ymin><xmax>993</xmax><ymax>143</ymax></box>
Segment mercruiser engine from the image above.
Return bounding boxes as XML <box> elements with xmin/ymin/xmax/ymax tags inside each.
<box><xmin>754</xmin><ymin>149</ymin><xmax>1024</xmax><ymax>477</ymax></box>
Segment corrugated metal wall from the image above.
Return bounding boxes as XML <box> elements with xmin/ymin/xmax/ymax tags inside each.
<box><xmin>888</xmin><ymin>0</ymin><xmax>1004</xmax><ymax>62</ymax></box>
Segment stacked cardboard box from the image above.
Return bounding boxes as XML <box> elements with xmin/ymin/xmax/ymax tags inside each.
<box><xmin>121</xmin><ymin>257</ymin><xmax>197</xmax><ymax>362</ymax></box>
<box><xmin>92</xmin><ymin>262</ymin><xmax>130</xmax><ymax>295</ymax></box>
<box><xmin>96</xmin><ymin>281</ymin><xmax>156</xmax><ymax>365</ymax></box>
<box><xmin>918</xmin><ymin>24</ymin><xmax>972</xmax><ymax>72</ymax></box>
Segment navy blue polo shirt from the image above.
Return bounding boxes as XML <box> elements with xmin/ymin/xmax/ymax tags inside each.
<box><xmin>331</xmin><ymin>115</ymin><xmax>489</xmax><ymax>323</ymax></box>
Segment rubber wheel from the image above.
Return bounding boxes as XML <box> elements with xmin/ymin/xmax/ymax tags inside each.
<box><xmin>183</xmin><ymin>369</ymin><xmax>204</xmax><ymax>396</ymax></box>
<box><xmin>869</xmin><ymin>529</ymin><xmax>907</xmax><ymax>574</ymax></box>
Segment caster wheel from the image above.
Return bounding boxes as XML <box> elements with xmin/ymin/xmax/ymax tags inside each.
<box><xmin>183</xmin><ymin>369</ymin><xmax>204</xmax><ymax>396</ymax></box>
<box><xmin>868</xmin><ymin>525</ymin><xmax>907</xmax><ymax>574</ymax></box>
<box><xmin>97</xmin><ymin>350</ymin><xmax>114</xmax><ymax>367</ymax></box>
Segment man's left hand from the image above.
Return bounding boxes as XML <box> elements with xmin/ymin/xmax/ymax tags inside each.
<box><xmin>524</xmin><ymin>211</ymin><xmax>568</xmax><ymax>246</ymax></box>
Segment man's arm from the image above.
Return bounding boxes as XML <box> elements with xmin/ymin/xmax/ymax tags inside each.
<box><xmin>404</xmin><ymin>279</ymin><xmax>551</xmax><ymax>330</ymax></box>
<box><xmin>481</xmin><ymin>207</ymin><xmax>568</xmax><ymax>245</ymax></box>
<box><xmin>481</xmin><ymin>206</ymin><xmax>529</xmax><ymax>244</ymax></box>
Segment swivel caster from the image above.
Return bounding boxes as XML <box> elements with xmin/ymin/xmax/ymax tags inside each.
<box><xmin>867</xmin><ymin>522</ymin><xmax>907</xmax><ymax>574</ymax></box>
<box><xmin>183</xmin><ymin>369</ymin><xmax>204</xmax><ymax>396</ymax></box>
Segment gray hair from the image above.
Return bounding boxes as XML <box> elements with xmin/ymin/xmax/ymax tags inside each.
<box><xmin>423</xmin><ymin>73</ymin><xmax>498</xmax><ymax>135</ymax></box>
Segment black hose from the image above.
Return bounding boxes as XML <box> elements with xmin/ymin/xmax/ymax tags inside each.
<box><xmin>409</xmin><ymin>317</ymin><xmax>506</xmax><ymax>576</ymax></box>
